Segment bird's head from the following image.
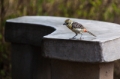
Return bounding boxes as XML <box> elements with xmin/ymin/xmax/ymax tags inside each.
<box><xmin>63</xmin><ymin>19</ymin><xmax>73</xmax><ymax>25</ymax></box>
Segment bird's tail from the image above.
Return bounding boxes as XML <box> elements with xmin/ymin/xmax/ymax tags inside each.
<box><xmin>87</xmin><ymin>31</ymin><xmax>96</xmax><ymax>37</ymax></box>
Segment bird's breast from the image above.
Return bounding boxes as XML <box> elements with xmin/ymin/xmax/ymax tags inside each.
<box><xmin>67</xmin><ymin>24</ymin><xmax>72</xmax><ymax>29</ymax></box>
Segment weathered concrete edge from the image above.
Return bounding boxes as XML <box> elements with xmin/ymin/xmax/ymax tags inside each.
<box><xmin>5</xmin><ymin>22</ymin><xmax>55</xmax><ymax>46</ymax></box>
<box><xmin>101</xmin><ymin>37</ymin><xmax>120</xmax><ymax>62</ymax></box>
<box><xmin>42</xmin><ymin>38</ymin><xmax>104</xmax><ymax>63</ymax></box>
<box><xmin>43</xmin><ymin>37</ymin><xmax>120</xmax><ymax>62</ymax></box>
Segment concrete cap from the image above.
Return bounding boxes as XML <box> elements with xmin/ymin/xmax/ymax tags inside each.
<box><xmin>5</xmin><ymin>16</ymin><xmax>120</xmax><ymax>62</ymax></box>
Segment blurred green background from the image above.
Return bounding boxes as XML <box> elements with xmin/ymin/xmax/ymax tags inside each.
<box><xmin>0</xmin><ymin>0</ymin><xmax>120</xmax><ymax>79</ymax></box>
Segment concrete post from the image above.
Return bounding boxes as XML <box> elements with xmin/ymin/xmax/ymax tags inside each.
<box><xmin>51</xmin><ymin>60</ymin><xmax>114</xmax><ymax>79</ymax></box>
<box><xmin>5</xmin><ymin>16</ymin><xmax>120</xmax><ymax>79</ymax></box>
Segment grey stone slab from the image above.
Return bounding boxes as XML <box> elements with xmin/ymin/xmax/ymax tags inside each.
<box><xmin>5</xmin><ymin>16</ymin><xmax>120</xmax><ymax>62</ymax></box>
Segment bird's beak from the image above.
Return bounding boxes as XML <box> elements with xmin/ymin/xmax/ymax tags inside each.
<box><xmin>63</xmin><ymin>23</ymin><xmax>66</xmax><ymax>25</ymax></box>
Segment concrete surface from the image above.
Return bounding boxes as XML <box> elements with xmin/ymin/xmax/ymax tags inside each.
<box><xmin>5</xmin><ymin>16</ymin><xmax>120</xmax><ymax>62</ymax></box>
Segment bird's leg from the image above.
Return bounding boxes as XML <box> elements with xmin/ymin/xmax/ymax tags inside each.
<box><xmin>80</xmin><ymin>33</ymin><xmax>83</xmax><ymax>39</ymax></box>
<box><xmin>72</xmin><ymin>33</ymin><xmax>78</xmax><ymax>39</ymax></box>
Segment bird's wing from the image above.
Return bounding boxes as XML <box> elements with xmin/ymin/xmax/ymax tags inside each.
<box><xmin>72</xmin><ymin>22</ymin><xmax>85</xmax><ymax>29</ymax></box>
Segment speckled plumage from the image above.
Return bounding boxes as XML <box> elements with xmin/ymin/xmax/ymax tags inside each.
<box><xmin>63</xmin><ymin>19</ymin><xmax>96</xmax><ymax>39</ymax></box>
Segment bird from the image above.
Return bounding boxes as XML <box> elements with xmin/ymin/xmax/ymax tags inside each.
<box><xmin>63</xmin><ymin>19</ymin><xmax>96</xmax><ymax>39</ymax></box>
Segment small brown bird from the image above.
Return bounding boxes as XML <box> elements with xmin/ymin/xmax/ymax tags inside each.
<box><xmin>63</xmin><ymin>19</ymin><xmax>96</xmax><ymax>39</ymax></box>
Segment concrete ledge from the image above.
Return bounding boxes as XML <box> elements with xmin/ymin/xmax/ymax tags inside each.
<box><xmin>5</xmin><ymin>22</ymin><xmax>55</xmax><ymax>46</ymax></box>
<box><xmin>5</xmin><ymin>16</ymin><xmax>120</xmax><ymax>62</ymax></box>
<box><xmin>43</xmin><ymin>39</ymin><xmax>102</xmax><ymax>62</ymax></box>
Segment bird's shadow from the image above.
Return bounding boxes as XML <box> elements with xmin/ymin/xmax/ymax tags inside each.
<box><xmin>69</xmin><ymin>37</ymin><xmax>96</xmax><ymax>41</ymax></box>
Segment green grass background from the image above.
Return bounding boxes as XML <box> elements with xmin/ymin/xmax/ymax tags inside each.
<box><xmin>0</xmin><ymin>0</ymin><xmax>120</xmax><ymax>79</ymax></box>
